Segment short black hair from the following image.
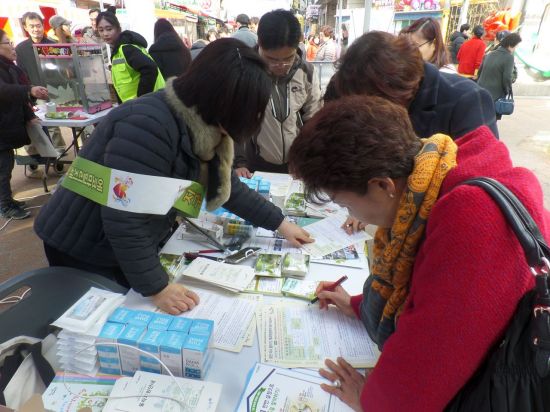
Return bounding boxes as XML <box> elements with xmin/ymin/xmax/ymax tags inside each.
<box><xmin>89</xmin><ymin>8</ymin><xmax>100</xmax><ymax>15</ymax></box>
<box><xmin>173</xmin><ymin>38</ymin><xmax>271</xmax><ymax>143</ymax></box>
<box><xmin>96</xmin><ymin>11</ymin><xmax>121</xmax><ymax>31</ymax></box>
<box><xmin>500</xmin><ymin>32</ymin><xmax>522</xmax><ymax>49</ymax></box>
<box><xmin>22</xmin><ymin>12</ymin><xmax>43</xmax><ymax>26</ymax></box>
<box><xmin>459</xmin><ymin>23</ymin><xmax>470</xmax><ymax>33</ymax></box>
<box><xmin>257</xmin><ymin>9</ymin><xmax>301</xmax><ymax>50</ymax></box>
<box><xmin>236</xmin><ymin>14</ymin><xmax>250</xmax><ymax>25</ymax></box>
<box><xmin>473</xmin><ymin>25</ymin><xmax>484</xmax><ymax>38</ymax></box>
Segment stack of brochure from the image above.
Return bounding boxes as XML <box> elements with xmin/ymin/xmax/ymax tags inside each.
<box><xmin>181</xmin><ymin>257</ymin><xmax>255</xmax><ymax>292</ymax></box>
<box><xmin>103</xmin><ymin>370</ymin><xmax>221</xmax><ymax>412</ymax></box>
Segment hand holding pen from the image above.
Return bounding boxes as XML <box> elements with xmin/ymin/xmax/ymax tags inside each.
<box><xmin>311</xmin><ymin>275</ymin><xmax>356</xmax><ymax>317</ymax></box>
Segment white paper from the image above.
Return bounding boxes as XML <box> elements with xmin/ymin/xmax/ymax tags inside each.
<box><xmin>123</xmin><ymin>288</ymin><xmax>257</xmax><ymax>353</ymax></box>
<box><xmin>181</xmin><ymin>258</ymin><xmax>255</xmax><ymax>292</ymax></box>
<box><xmin>236</xmin><ymin>363</ymin><xmax>354</xmax><ymax>412</ymax></box>
<box><xmin>310</xmin><ymin>243</ymin><xmax>369</xmax><ymax>269</ymax></box>
<box><xmin>300</xmin><ymin>215</ymin><xmax>372</xmax><ymax>258</ymax></box>
<box><xmin>258</xmin><ymin>304</ymin><xmax>380</xmax><ymax>368</ymax></box>
<box><xmin>103</xmin><ymin>371</ymin><xmax>221</xmax><ymax>412</ymax></box>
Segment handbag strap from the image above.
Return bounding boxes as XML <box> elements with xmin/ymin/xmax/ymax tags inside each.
<box><xmin>462</xmin><ymin>177</ymin><xmax>550</xmax><ymax>377</ymax></box>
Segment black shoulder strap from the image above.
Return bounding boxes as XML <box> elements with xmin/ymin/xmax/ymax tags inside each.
<box><xmin>462</xmin><ymin>177</ymin><xmax>550</xmax><ymax>377</ymax></box>
<box><xmin>300</xmin><ymin>60</ymin><xmax>314</xmax><ymax>84</ymax></box>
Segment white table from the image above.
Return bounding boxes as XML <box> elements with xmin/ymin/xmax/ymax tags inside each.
<box><xmin>159</xmin><ymin>226</ymin><xmax>370</xmax><ymax>410</ymax></box>
<box><xmin>38</xmin><ymin>108</ymin><xmax>113</xmax><ymax>155</ymax></box>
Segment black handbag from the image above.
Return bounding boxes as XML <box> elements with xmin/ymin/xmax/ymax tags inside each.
<box><xmin>446</xmin><ymin>177</ymin><xmax>550</xmax><ymax>411</ymax></box>
<box><xmin>495</xmin><ymin>89</ymin><xmax>514</xmax><ymax>115</ymax></box>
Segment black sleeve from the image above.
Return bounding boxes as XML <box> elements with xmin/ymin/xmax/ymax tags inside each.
<box><xmin>100</xmin><ymin>106</ymin><xmax>176</xmax><ymax>296</ymax></box>
<box><xmin>122</xmin><ymin>45</ymin><xmax>160</xmax><ymax>97</ymax></box>
<box><xmin>502</xmin><ymin>55</ymin><xmax>514</xmax><ymax>95</ymax></box>
<box><xmin>223</xmin><ymin>172</ymin><xmax>285</xmax><ymax>231</ymax></box>
<box><xmin>148</xmin><ymin>49</ymin><xmax>166</xmax><ymax>79</ymax></box>
<box><xmin>0</xmin><ymin>75</ymin><xmax>32</xmax><ymax>105</ymax></box>
<box><xmin>451</xmin><ymin>86</ymin><xmax>499</xmax><ymax>140</ymax></box>
<box><xmin>233</xmin><ymin>141</ymin><xmax>249</xmax><ymax>169</ymax></box>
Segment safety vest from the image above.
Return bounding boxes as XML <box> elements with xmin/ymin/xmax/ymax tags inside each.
<box><xmin>111</xmin><ymin>44</ymin><xmax>165</xmax><ymax>102</ymax></box>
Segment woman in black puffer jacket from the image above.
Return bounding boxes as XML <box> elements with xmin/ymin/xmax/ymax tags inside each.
<box><xmin>0</xmin><ymin>29</ymin><xmax>48</xmax><ymax>220</ymax></box>
<box><xmin>149</xmin><ymin>19</ymin><xmax>192</xmax><ymax>78</ymax></box>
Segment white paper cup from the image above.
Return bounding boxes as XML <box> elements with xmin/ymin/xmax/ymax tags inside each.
<box><xmin>271</xmin><ymin>190</ymin><xmax>287</xmax><ymax>209</ymax></box>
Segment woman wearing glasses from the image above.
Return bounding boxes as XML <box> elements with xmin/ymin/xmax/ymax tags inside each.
<box><xmin>234</xmin><ymin>9</ymin><xmax>322</xmax><ymax>177</ymax></box>
<box><xmin>0</xmin><ymin>29</ymin><xmax>48</xmax><ymax>220</ymax></box>
<box><xmin>400</xmin><ymin>17</ymin><xmax>455</xmax><ymax>73</ymax></box>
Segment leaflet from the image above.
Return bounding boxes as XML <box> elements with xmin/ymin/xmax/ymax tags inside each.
<box><xmin>300</xmin><ymin>215</ymin><xmax>372</xmax><ymax>258</ymax></box>
<box><xmin>236</xmin><ymin>363</ymin><xmax>354</xmax><ymax>412</ymax></box>
<box><xmin>103</xmin><ymin>371</ymin><xmax>221</xmax><ymax>412</ymax></box>
<box><xmin>123</xmin><ymin>288</ymin><xmax>257</xmax><ymax>353</ymax></box>
<box><xmin>181</xmin><ymin>257</ymin><xmax>255</xmax><ymax>293</ymax></box>
<box><xmin>244</xmin><ymin>276</ymin><xmax>285</xmax><ymax>295</ymax></box>
<box><xmin>311</xmin><ymin>244</ymin><xmax>368</xmax><ymax>269</ymax></box>
<box><xmin>258</xmin><ymin>304</ymin><xmax>380</xmax><ymax>368</ymax></box>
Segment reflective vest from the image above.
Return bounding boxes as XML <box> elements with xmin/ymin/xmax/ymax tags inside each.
<box><xmin>111</xmin><ymin>44</ymin><xmax>165</xmax><ymax>102</ymax></box>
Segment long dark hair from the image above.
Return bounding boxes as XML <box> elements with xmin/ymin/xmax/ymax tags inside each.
<box><xmin>96</xmin><ymin>11</ymin><xmax>121</xmax><ymax>31</ymax></box>
<box><xmin>173</xmin><ymin>38</ymin><xmax>271</xmax><ymax>143</ymax></box>
<box><xmin>400</xmin><ymin>17</ymin><xmax>450</xmax><ymax>69</ymax></box>
<box><xmin>154</xmin><ymin>18</ymin><xmax>181</xmax><ymax>44</ymax></box>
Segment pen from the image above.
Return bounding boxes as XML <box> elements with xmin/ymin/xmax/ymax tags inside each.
<box><xmin>182</xmin><ymin>216</ymin><xmax>227</xmax><ymax>252</ymax></box>
<box><xmin>309</xmin><ymin>275</ymin><xmax>349</xmax><ymax>305</ymax></box>
<box><xmin>192</xmin><ymin>249</ymin><xmax>224</xmax><ymax>254</ymax></box>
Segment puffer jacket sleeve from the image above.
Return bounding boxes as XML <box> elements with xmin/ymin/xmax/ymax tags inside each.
<box><xmin>0</xmin><ymin>75</ymin><xmax>31</xmax><ymax>105</ymax></box>
<box><xmin>223</xmin><ymin>172</ymin><xmax>285</xmax><ymax>231</ymax></box>
<box><xmin>100</xmin><ymin>104</ymin><xmax>177</xmax><ymax>296</ymax></box>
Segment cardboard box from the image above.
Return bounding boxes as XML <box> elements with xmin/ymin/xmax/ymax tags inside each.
<box><xmin>138</xmin><ymin>330</ymin><xmax>164</xmax><ymax>374</ymax></box>
<box><xmin>168</xmin><ymin>317</ymin><xmax>192</xmax><ymax>334</ymax></box>
<box><xmin>159</xmin><ymin>331</ymin><xmax>186</xmax><ymax>377</ymax></box>
<box><xmin>148</xmin><ymin>313</ymin><xmax>173</xmax><ymax>331</ymax></box>
<box><xmin>117</xmin><ymin>324</ymin><xmax>146</xmax><ymax>376</ymax></box>
<box><xmin>182</xmin><ymin>334</ymin><xmax>212</xmax><ymax>379</ymax></box>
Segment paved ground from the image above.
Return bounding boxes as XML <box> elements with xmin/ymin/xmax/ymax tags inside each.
<box><xmin>1</xmin><ymin>96</ymin><xmax>549</xmax><ymax>282</ymax></box>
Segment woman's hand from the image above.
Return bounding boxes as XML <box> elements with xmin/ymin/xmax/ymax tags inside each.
<box><xmin>152</xmin><ymin>283</ymin><xmax>200</xmax><ymax>315</ymax></box>
<box><xmin>315</xmin><ymin>282</ymin><xmax>355</xmax><ymax>317</ymax></box>
<box><xmin>277</xmin><ymin>219</ymin><xmax>314</xmax><ymax>247</ymax></box>
<box><xmin>319</xmin><ymin>357</ymin><xmax>366</xmax><ymax>412</ymax></box>
<box><xmin>235</xmin><ymin>167</ymin><xmax>252</xmax><ymax>178</ymax></box>
<box><xmin>342</xmin><ymin>216</ymin><xmax>366</xmax><ymax>235</ymax></box>
<box><xmin>30</xmin><ymin>86</ymin><xmax>48</xmax><ymax>100</ymax></box>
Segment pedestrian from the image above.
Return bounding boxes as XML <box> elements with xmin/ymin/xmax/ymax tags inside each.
<box><xmin>448</xmin><ymin>23</ymin><xmax>470</xmax><ymax>64</ymax></box>
<box><xmin>96</xmin><ymin>11</ymin><xmax>165</xmax><ymax>103</ymax></box>
<box><xmin>149</xmin><ymin>19</ymin><xmax>192</xmax><ymax>79</ymax></box>
<box><xmin>477</xmin><ymin>33</ymin><xmax>522</xmax><ymax>119</ymax></box>
<box><xmin>315</xmin><ymin>25</ymin><xmax>337</xmax><ymax>61</ymax></box>
<box><xmin>49</xmin><ymin>15</ymin><xmax>74</xmax><ymax>43</ymax></box>
<box><xmin>206</xmin><ymin>29</ymin><xmax>219</xmax><ymax>43</ymax></box>
<box><xmin>190</xmin><ymin>38</ymin><xmax>209</xmax><ymax>60</ymax></box>
<box><xmin>0</xmin><ymin>29</ymin><xmax>48</xmax><ymax>220</ymax></box>
<box><xmin>15</xmin><ymin>12</ymin><xmax>65</xmax><ymax>166</ymax></box>
<box><xmin>288</xmin><ymin>93</ymin><xmax>550</xmax><ymax>412</ymax></box>
<box><xmin>234</xmin><ymin>9</ymin><xmax>322</xmax><ymax>176</ymax></box>
<box><xmin>34</xmin><ymin>39</ymin><xmax>312</xmax><ymax>314</ymax></box>
<box><xmin>457</xmin><ymin>25</ymin><xmax>485</xmax><ymax>77</ymax></box>
<box><xmin>325</xmin><ymin>31</ymin><xmax>498</xmax><ymax>139</ymax></box>
<box><xmin>250</xmin><ymin>16</ymin><xmax>260</xmax><ymax>33</ymax></box>
<box><xmin>306</xmin><ymin>34</ymin><xmax>320</xmax><ymax>61</ymax></box>
<box><xmin>231</xmin><ymin>14</ymin><xmax>257</xmax><ymax>47</ymax></box>
<box><xmin>400</xmin><ymin>17</ymin><xmax>455</xmax><ymax>73</ymax></box>
<box><xmin>83</xmin><ymin>8</ymin><xmax>101</xmax><ymax>44</ymax></box>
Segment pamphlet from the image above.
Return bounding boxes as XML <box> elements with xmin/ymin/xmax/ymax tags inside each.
<box><xmin>236</xmin><ymin>363</ymin><xmax>354</xmax><ymax>412</ymax></box>
<box><xmin>181</xmin><ymin>257</ymin><xmax>255</xmax><ymax>292</ymax></box>
<box><xmin>159</xmin><ymin>253</ymin><xmax>186</xmax><ymax>282</ymax></box>
<box><xmin>244</xmin><ymin>276</ymin><xmax>284</xmax><ymax>295</ymax></box>
<box><xmin>254</xmin><ymin>253</ymin><xmax>283</xmax><ymax>277</ymax></box>
<box><xmin>281</xmin><ymin>278</ymin><xmax>319</xmax><ymax>300</ymax></box>
<box><xmin>281</xmin><ymin>253</ymin><xmax>310</xmax><ymax>278</ymax></box>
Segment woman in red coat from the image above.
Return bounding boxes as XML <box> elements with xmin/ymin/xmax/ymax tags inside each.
<box><xmin>457</xmin><ymin>25</ymin><xmax>486</xmax><ymax>76</ymax></box>
<box><xmin>288</xmin><ymin>95</ymin><xmax>550</xmax><ymax>411</ymax></box>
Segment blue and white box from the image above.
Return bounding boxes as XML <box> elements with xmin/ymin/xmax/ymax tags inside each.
<box><xmin>117</xmin><ymin>324</ymin><xmax>146</xmax><ymax>376</ymax></box>
<box><xmin>258</xmin><ymin>181</ymin><xmax>271</xmax><ymax>199</ymax></box>
<box><xmin>126</xmin><ymin>310</ymin><xmax>154</xmax><ymax>328</ymax></box>
<box><xmin>97</xmin><ymin>322</ymin><xmax>125</xmax><ymax>374</ymax></box>
<box><xmin>168</xmin><ymin>317</ymin><xmax>192</xmax><ymax>334</ymax></box>
<box><xmin>138</xmin><ymin>329</ymin><xmax>165</xmax><ymax>373</ymax></box>
<box><xmin>182</xmin><ymin>334</ymin><xmax>212</xmax><ymax>379</ymax></box>
<box><xmin>107</xmin><ymin>307</ymin><xmax>133</xmax><ymax>324</ymax></box>
<box><xmin>189</xmin><ymin>319</ymin><xmax>214</xmax><ymax>337</ymax></box>
<box><xmin>148</xmin><ymin>314</ymin><xmax>173</xmax><ymax>331</ymax></box>
<box><xmin>160</xmin><ymin>331</ymin><xmax>186</xmax><ymax>377</ymax></box>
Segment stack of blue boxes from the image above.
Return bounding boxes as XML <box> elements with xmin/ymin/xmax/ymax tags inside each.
<box><xmin>239</xmin><ymin>175</ymin><xmax>270</xmax><ymax>200</ymax></box>
<box><xmin>96</xmin><ymin>308</ymin><xmax>214</xmax><ymax>379</ymax></box>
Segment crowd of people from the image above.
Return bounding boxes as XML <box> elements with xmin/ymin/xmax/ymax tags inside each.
<box><xmin>1</xmin><ymin>6</ymin><xmax>548</xmax><ymax>412</ymax></box>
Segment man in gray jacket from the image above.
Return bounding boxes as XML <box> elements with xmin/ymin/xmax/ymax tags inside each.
<box><xmin>231</xmin><ymin>14</ymin><xmax>258</xmax><ymax>48</ymax></box>
<box><xmin>234</xmin><ymin>10</ymin><xmax>322</xmax><ymax>176</ymax></box>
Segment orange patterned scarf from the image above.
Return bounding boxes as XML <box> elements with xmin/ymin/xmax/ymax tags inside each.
<box><xmin>362</xmin><ymin>134</ymin><xmax>457</xmax><ymax>348</ymax></box>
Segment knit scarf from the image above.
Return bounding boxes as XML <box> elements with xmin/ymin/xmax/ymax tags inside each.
<box><xmin>361</xmin><ymin>134</ymin><xmax>458</xmax><ymax>349</ymax></box>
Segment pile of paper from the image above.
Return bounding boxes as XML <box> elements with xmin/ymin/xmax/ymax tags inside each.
<box><xmin>103</xmin><ymin>370</ymin><xmax>221</xmax><ymax>412</ymax></box>
<box><xmin>52</xmin><ymin>287</ymin><xmax>125</xmax><ymax>374</ymax></box>
<box><xmin>257</xmin><ymin>303</ymin><xmax>380</xmax><ymax>368</ymax></box>
<box><xmin>181</xmin><ymin>257</ymin><xmax>255</xmax><ymax>292</ymax></box>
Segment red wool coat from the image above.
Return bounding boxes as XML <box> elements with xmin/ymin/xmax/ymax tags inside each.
<box><xmin>351</xmin><ymin>126</ymin><xmax>550</xmax><ymax>411</ymax></box>
<box><xmin>457</xmin><ymin>37</ymin><xmax>486</xmax><ymax>75</ymax></box>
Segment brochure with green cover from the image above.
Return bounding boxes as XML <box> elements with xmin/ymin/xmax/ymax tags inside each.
<box><xmin>255</xmin><ymin>253</ymin><xmax>283</xmax><ymax>277</ymax></box>
<box><xmin>281</xmin><ymin>278</ymin><xmax>319</xmax><ymax>301</ymax></box>
<box><xmin>244</xmin><ymin>276</ymin><xmax>285</xmax><ymax>296</ymax></box>
<box><xmin>281</xmin><ymin>253</ymin><xmax>310</xmax><ymax>278</ymax></box>
<box><xmin>284</xmin><ymin>192</ymin><xmax>307</xmax><ymax>216</ymax></box>
<box><xmin>159</xmin><ymin>253</ymin><xmax>186</xmax><ymax>282</ymax></box>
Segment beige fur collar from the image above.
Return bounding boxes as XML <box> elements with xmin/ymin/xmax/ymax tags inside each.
<box><xmin>164</xmin><ymin>78</ymin><xmax>234</xmax><ymax>211</ymax></box>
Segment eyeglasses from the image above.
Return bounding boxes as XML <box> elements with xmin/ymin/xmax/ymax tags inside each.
<box><xmin>416</xmin><ymin>39</ymin><xmax>433</xmax><ymax>48</ymax></box>
<box><xmin>267</xmin><ymin>60</ymin><xmax>295</xmax><ymax>68</ymax></box>
<box><xmin>0</xmin><ymin>41</ymin><xmax>14</xmax><ymax>46</ymax></box>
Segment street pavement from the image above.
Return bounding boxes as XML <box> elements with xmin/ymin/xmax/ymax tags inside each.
<box><xmin>1</xmin><ymin>97</ymin><xmax>549</xmax><ymax>281</ymax></box>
